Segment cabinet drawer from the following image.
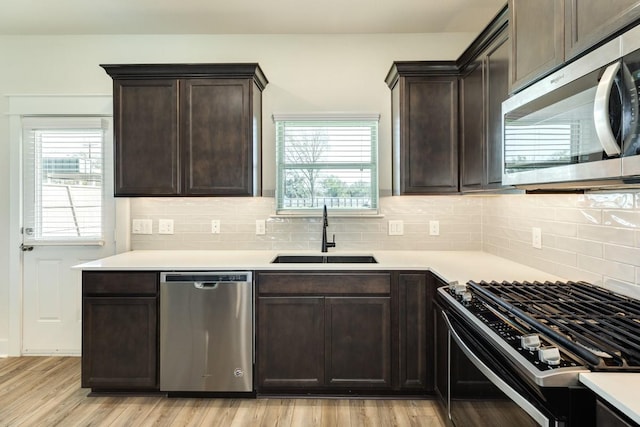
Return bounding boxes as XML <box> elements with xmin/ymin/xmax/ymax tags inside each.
<box><xmin>83</xmin><ymin>271</ymin><xmax>158</xmax><ymax>296</ymax></box>
<box><xmin>258</xmin><ymin>272</ymin><xmax>391</xmax><ymax>295</ymax></box>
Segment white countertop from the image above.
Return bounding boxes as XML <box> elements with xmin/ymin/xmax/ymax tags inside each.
<box><xmin>73</xmin><ymin>249</ymin><xmax>564</xmax><ymax>285</ymax></box>
<box><xmin>580</xmin><ymin>373</ymin><xmax>640</xmax><ymax>425</ymax></box>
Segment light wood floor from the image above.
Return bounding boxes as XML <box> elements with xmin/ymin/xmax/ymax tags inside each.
<box><xmin>0</xmin><ymin>357</ymin><xmax>445</xmax><ymax>427</ymax></box>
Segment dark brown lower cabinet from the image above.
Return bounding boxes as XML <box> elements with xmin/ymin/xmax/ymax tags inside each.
<box><xmin>257</xmin><ymin>297</ymin><xmax>324</xmax><ymax>389</ymax></box>
<box><xmin>596</xmin><ymin>399</ymin><xmax>636</xmax><ymax>427</ymax></box>
<box><xmin>257</xmin><ymin>271</ymin><xmax>431</xmax><ymax>394</ymax></box>
<box><xmin>397</xmin><ymin>273</ymin><xmax>431</xmax><ymax>391</ymax></box>
<box><xmin>257</xmin><ymin>272</ymin><xmax>393</xmax><ymax>392</ymax></box>
<box><xmin>325</xmin><ymin>297</ymin><xmax>391</xmax><ymax>388</ymax></box>
<box><xmin>81</xmin><ymin>271</ymin><xmax>159</xmax><ymax>391</ymax></box>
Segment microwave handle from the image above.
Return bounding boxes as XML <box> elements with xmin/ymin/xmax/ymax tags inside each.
<box><xmin>594</xmin><ymin>61</ymin><xmax>622</xmax><ymax>157</ymax></box>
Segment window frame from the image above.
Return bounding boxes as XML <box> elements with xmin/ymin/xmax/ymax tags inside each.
<box><xmin>273</xmin><ymin>113</ymin><xmax>380</xmax><ymax>215</ymax></box>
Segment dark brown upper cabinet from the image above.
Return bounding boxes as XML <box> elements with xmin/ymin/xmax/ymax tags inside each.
<box><xmin>509</xmin><ymin>0</ymin><xmax>565</xmax><ymax>92</ymax></box>
<box><xmin>101</xmin><ymin>64</ymin><xmax>268</xmax><ymax>197</ymax></box>
<box><xmin>510</xmin><ymin>0</ymin><xmax>640</xmax><ymax>92</ymax></box>
<box><xmin>565</xmin><ymin>0</ymin><xmax>640</xmax><ymax>60</ymax></box>
<box><xmin>386</xmin><ymin>64</ymin><xmax>460</xmax><ymax>195</ymax></box>
<box><xmin>385</xmin><ymin>6</ymin><xmax>509</xmax><ymax>195</ymax></box>
<box><xmin>459</xmin><ymin>8</ymin><xmax>510</xmax><ymax>192</ymax></box>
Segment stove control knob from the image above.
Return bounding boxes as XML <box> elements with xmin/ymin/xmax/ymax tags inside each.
<box><xmin>461</xmin><ymin>291</ymin><xmax>473</xmax><ymax>303</ymax></box>
<box><xmin>521</xmin><ymin>334</ymin><xmax>541</xmax><ymax>351</ymax></box>
<box><xmin>538</xmin><ymin>347</ymin><xmax>561</xmax><ymax>366</ymax></box>
<box><xmin>452</xmin><ymin>282</ymin><xmax>468</xmax><ymax>295</ymax></box>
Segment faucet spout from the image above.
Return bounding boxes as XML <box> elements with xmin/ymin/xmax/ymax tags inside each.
<box><xmin>321</xmin><ymin>205</ymin><xmax>336</xmax><ymax>253</ymax></box>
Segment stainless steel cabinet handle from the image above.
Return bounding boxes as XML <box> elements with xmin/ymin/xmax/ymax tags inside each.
<box><xmin>594</xmin><ymin>61</ymin><xmax>623</xmax><ymax>157</ymax></box>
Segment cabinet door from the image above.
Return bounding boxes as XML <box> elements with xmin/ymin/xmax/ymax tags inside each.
<box><xmin>460</xmin><ymin>62</ymin><xmax>484</xmax><ymax>191</ymax></box>
<box><xmin>596</xmin><ymin>399</ymin><xmax>635</xmax><ymax>427</ymax></box>
<box><xmin>82</xmin><ymin>296</ymin><xmax>158</xmax><ymax>390</ymax></box>
<box><xmin>509</xmin><ymin>0</ymin><xmax>565</xmax><ymax>92</ymax></box>
<box><xmin>397</xmin><ymin>273</ymin><xmax>430</xmax><ymax>390</ymax></box>
<box><xmin>325</xmin><ymin>297</ymin><xmax>391</xmax><ymax>389</ymax></box>
<box><xmin>257</xmin><ymin>297</ymin><xmax>324</xmax><ymax>389</ymax></box>
<box><xmin>485</xmin><ymin>34</ymin><xmax>510</xmax><ymax>188</ymax></box>
<box><xmin>113</xmin><ymin>79</ymin><xmax>179</xmax><ymax>196</ymax></box>
<box><xmin>399</xmin><ymin>77</ymin><xmax>459</xmax><ymax>194</ymax></box>
<box><xmin>181</xmin><ymin>79</ymin><xmax>254</xmax><ymax>196</ymax></box>
<box><xmin>566</xmin><ymin>0</ymin><xmax>640</xmax><ymax>60</ymax></box>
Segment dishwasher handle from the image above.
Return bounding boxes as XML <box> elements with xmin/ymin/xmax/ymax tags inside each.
<box><xmin>194</xmin><ymin>281</ymin><xmax>220</xmax><ymax>289</ymax></box>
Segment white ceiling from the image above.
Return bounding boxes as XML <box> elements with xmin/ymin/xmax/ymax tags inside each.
<box><xmin>1</xmin><ymin>0</ymin><xmax>506</xmax><ymax>35</ymax></box>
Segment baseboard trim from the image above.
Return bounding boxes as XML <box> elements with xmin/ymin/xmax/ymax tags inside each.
<box><xmin>0</xmin><ymin>339</ymin><xmax>8</xmax><ymax>357</ymax></box>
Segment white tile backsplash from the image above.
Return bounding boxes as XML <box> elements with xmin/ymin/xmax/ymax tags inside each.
<box><xmin>482</xmin><ymin>192</ymin><xmax>640</xmax><ymax>291</ymax></box>
<box><xmin>130</xmin><ymin>190</ymin><xmax>640</xmax><ymax>289</ymax></box>
<box><xmin>130</xmin><ymin>196</ymin><xmax>483</xmax><ymax>252</ymax></box>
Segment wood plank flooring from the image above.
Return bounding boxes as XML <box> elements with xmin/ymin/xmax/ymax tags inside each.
<box><xmin>0</xmin><ymin>357</ymin><xmax>445</xmax><ymax>427</ymax></box>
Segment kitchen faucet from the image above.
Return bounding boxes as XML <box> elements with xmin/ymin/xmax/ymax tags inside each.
<box><xmin>321</xmin><ymin>205</ymin><xmax>336</xmax><ymax>253</ymax></box>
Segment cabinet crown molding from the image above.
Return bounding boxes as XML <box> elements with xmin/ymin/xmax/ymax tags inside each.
<box><xmin>100</xmin><ymin>63</ymin><xmax>269</xmax><ymax>91</ymax></box>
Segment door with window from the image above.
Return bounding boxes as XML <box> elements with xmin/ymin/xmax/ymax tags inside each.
<box><xmin>21</xmin><ymin>117</ymin><xmax>115</xmax><ymax>355</ymax></box>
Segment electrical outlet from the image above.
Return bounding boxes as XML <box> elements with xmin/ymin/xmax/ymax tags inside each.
<box><xmin>532</xmin><ymin>227</ymin><xmax>542</xmax><ymax>249</ymax></box>
<box><xmin>429</xmin><ymin>220</ymin><xmax>440</xmax><ymax>236</ymax></box>
<box><xmin>132</xmin><ymin>219</ymin><xmax>152</xmax><ymax>235</ymax></box>
<box><xmin>256</xmin><ymin>219</ymin><xmax>266</xmax><ymax>235</ymax></box>
<box><xmin>211</xmin><ymin>220</ymin><xmax>221</xmax><ymax>234</ymax></box>
<box><xmin>158</xmin><ymin>219</ymin><xmax>174</xmax><ymax>235</ymax></box>
<box><xmin>388</xmin><ymin>220</ymin><xmax>404</xmax><ymax>236</ymax></box>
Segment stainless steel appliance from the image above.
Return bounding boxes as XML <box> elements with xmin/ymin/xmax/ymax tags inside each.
<box><xmin>160</xmin><ymin>271</ymin><xmax>253</xmax><ymax>393</ymax></box>
<box><xmin>502</xmin><ymin>23</ymin><xmax>640</xmax><ymax>189</ymax></box>
<box><xmin>437</xmin><ymin>280</ymin><xmax>640</xmax><ymax>426</ymax></box>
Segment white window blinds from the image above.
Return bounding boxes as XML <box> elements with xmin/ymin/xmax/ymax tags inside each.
<box><xmin>22</xmin><ymin>117</ymin><xmax>107</xmax><ymax>244</ymax></box>
<box><xmin>274</xmin><ymin>114</ymin><xmax>379</xmax><ymax>214</ymax></box>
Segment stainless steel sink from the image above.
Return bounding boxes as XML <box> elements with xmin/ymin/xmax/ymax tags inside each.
<box><xmin>271</xmin><ymin>255</ymin><xmax>378</xmax><ymax>264</ymax></box>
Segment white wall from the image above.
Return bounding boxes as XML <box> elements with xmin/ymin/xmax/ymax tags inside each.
<box><xmin>0</xmin><ymin>33</ymin><xmax>476</xmax><ymax>353</ymax></box>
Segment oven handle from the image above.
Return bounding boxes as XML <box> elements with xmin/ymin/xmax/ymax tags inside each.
<box><xmin>441</xmin><ymin>310</ymin><xmax>553</xmax><ymax>427</ymax></box>
<box><xmin>594</xmin><ymin>60</ymin><xmax>622</xmax><ymax>157</ymax></box>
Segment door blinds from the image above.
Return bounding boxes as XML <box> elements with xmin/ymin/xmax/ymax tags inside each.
<box><xmin>22</xmin><ymin>116</ymin><xmax>107</xmax><ymax>244</ymax></box>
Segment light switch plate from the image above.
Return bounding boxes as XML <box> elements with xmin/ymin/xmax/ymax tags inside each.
<box><xmin>132</xmin><ymin>219</ymin><xmax>152</xmax><ymax>235</ymax></box>
<box><xmin>388</xmin><ymin>220</ymin><xmax>404</xmax><ymax>236</ymax></box>
<box><xmin>532</xmin><ymin>227</ymin><xmax>542</xmax><ymax>249</ymax></box>
<box><xmin>256</xmin><ymin>219</ymin><xmax>266</xmax><ymax>235</ymax></box>
<box><xmin>211</xmin><ymin>220</ymin><xmax>221</xmax><ymax>234</ymax></box>
<box><xmin>158</xmin><ymin>219</ymin><xmax>174</xmax><ymax>235</ymax></box>
<box><xmin>429</xmin><ymin>220</ymin><xmax>440</xmax><ymax>236</ymax></box>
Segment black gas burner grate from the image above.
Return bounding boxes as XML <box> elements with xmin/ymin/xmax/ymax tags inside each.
<box><xmin>468</xmin><ymin>280</ymin><xmax>640</xmax><ymax>371</ymax></box>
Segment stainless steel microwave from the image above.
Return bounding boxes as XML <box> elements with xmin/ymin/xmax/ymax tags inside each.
<box><xmin>502</xmin><ymin>24</ymin><xmax>640</xmax><ymax>189</ymax></box>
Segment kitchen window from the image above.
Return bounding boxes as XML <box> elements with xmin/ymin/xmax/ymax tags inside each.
<box><xmin>274</xmin><ymin>113</ymin><xmax>379</xmax><ymax>214</ymax></box>
<box><xmin>22</xmin><ymin>117</ymin><xmax>107</xmax><ymax>243</ymax></box>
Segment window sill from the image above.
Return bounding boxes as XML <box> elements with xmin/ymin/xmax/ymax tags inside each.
<box><xmin>271</xmin><ymin>213</ymin><xmax>384</xmax><ymax>219</ymax></box>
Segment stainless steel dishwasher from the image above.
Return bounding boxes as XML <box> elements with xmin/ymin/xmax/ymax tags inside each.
<box><xmin>160</xmin><ymin>272</ymin><xmax>253</xmax><ymax>393</ymax></box>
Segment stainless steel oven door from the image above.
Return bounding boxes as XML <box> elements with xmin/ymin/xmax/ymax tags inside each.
<box><xmin>441</xmin><ymin>310</ymin><xmax>555</xmax><ymax>427</ymax></box>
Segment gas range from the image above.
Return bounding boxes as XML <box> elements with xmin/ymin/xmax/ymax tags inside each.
<box><xmin>438</xmin><ymin>280</ymin><xmax>640</xmax><ymax>387</ymax></box>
